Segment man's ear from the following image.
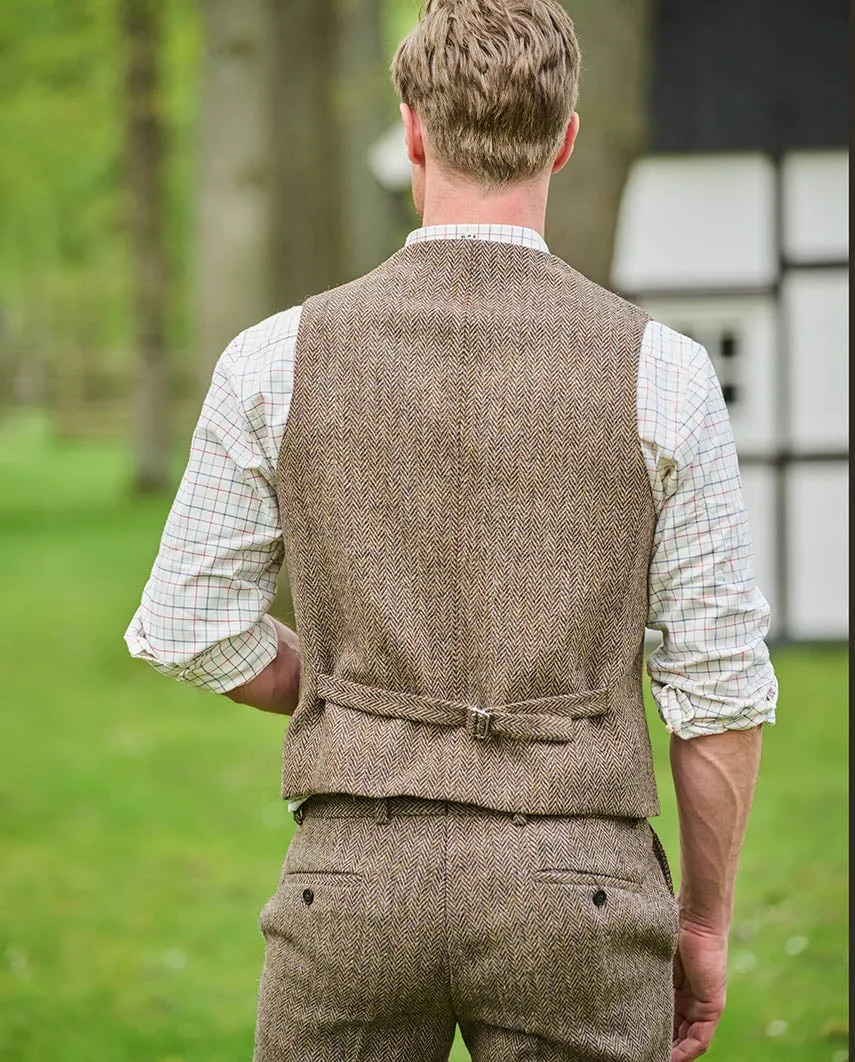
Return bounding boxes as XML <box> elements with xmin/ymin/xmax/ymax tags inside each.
<box><xmin>552</xmin><ymin>113</ymin><xmax>580</xmax><ymax>174</ymax></box>
<box><xmin>401</xmin><ymin>102</ymin><xmax>426</xmax><ymax>167</ymax></box>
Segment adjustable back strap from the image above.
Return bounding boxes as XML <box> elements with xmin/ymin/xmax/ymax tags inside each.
<box><xmin>316</xmin><ymin>673</ymin><xmax>609</xmax><ymax>744</ymax></box>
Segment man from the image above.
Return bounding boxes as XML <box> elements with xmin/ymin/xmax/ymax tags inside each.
<box><xmin>126</xmin><ymin>1</ymin><xmax>778</xmax><ymax>1059</ymax></box>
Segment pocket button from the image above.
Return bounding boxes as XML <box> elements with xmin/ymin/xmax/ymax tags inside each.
<box><xmin>302</xmin><ymin>888</ymin><xmax>314</xmax><ymax>905</ymax></box>
<box><xmin>593</xmin><ymin>889</ymin><xmax>607</xmax><ymax>907</ymax></box>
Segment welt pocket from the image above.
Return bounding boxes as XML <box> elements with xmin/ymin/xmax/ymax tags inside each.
<box><xmin>281</xmin><ymin>869</ymin><xmax>363</xmax><ymax>885</ymax></box>
<box><xmin>532</xmin><ymin>867</ymin><xmax>643</xmax><ymax>892</ymax></box>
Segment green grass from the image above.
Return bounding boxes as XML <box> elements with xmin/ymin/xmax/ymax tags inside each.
<box><xmin>0</xmin><ymin>416</ymin><xmax>848</xmax><ymax>1061</ymax></box>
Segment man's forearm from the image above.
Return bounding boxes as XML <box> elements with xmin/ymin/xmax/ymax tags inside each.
<box><xmin>224</xmin><ymin>617</ymin><xmax>301</xmax><ymax>716</ymax></box>
<box><xmin>670</xmin><ymin>725</ymin><xmax>764</xmax><ymax>932</ymax></box>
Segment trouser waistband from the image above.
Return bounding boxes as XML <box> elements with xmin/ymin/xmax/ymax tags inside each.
<box><xmin>290</xmin><ymin>794</ymin><xmax>672</xmax><ymax>892</ymax></box>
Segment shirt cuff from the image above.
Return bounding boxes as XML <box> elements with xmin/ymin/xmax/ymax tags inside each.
<box><xmin>124</xmin><ymin>612</ymin><xmax>279</xmax><ymax>695</ymax></box>
<box><xmin>653</xmin><ymin>673</ymin><xmax>778</xmax><ymax>739</ymax></box>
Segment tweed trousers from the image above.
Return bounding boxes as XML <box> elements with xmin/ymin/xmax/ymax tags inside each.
<box><xmin>253</xmin><ymin>792</ymin><xmax>679</xmax><ymax>1062</ymax></box>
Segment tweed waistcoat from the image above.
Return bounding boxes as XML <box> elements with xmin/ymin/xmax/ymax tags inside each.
<box><xmin>274</xmin><ymin>238</ymin><xmax>659</xmax><ymax>818</ymax></box>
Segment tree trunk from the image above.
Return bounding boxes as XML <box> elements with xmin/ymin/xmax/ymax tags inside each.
<box><xmin>122</xmin><ymin>0</ymin><xmax>170</xmax><ymax>493</ymax></box>
<box><xmin>269</xmin><ymin>0</ymin><xmax>343</xmax><ymax>308</ymax></box>
<box><xmin>270</xmin><ymin>0</ymin><xmax>397</xmax><ymax>309</ymax></box>
<box><xmin>549</xmin><ymin>0</ymin><xmax>655</xmax><ymax>287</ymax></box>
<box><xmin>333</xmin><ymin>0</ymin><xmax>398</xmax><ymax>279</ymax></box>
<box><xmin>195</xmin><ymin>0</ymin><xmax>276</xmax><ymax>388</ymax></box>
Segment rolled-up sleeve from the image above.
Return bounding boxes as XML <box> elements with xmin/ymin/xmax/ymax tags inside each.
<box><xmin>644</xmin><ymin>335</ymin><xmax>778</xmax><ymax>738</ymax></box>
<box><xmin>124</xmin><ymin>338</ymin><xmax>285</xmax><ymax>694</ymax></box>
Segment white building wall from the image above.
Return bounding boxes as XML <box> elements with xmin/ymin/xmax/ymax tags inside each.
<box><xmin>613</xmin><ymin>150</ymin><xmax>848</xmax><ymax>642</ymax></box>
<box><xmin>784</xmin><ymin>269</ymin><xmax>848</xmax><ymax>452</ymax></box>
<box><xmin>782</xmin><ymin>151</ymin><xmax>849</xmax><ymax>263</ymax></box>
<box><xmin>786</xmin><ymin>464</ymin><xmax>849</xmax><ymax>640</ymax></box>
<box><xmin>613</xmin><ymin>155</ymin><xmax>777</xmax><ymax>292</ymax></box>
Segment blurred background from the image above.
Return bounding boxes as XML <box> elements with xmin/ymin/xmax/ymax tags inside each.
<box><xmin>0</xmin><ymin>1</ymin><xmax>847</xmax><ymax>1059</ymax></box>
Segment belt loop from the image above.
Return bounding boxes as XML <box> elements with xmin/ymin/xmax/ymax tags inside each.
<box><xmin>375</xmin><ymin>796</ymin><xmax>390</xmax><ymax>825</ymax></box>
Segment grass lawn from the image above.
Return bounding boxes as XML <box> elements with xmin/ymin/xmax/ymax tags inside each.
<box><xmin>0</xmin><ymin>416</ymin><xmax>848</xmax><ymax>1062</ymax></box>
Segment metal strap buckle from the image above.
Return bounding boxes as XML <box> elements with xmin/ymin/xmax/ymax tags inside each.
<box><xmin>467</xmin><ymin>705</ymin><xmax>493</xmax><ymax>741</ymax></box>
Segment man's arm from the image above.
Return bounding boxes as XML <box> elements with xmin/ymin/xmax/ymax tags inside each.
<box><xmin>641</xmin><ymin>327</ymin><xmax>777</xmax><ymax>1062</ymax></box>
<box><xmin>671</xmin><ymin>727</ymin><xmax>763</xmax><ymax>932</ymax></box>
<box><xmin>669</xmin><ymin>726</ymin><xmax>763</xmax><ymax>1062</ymax></box>
<box><xmin>124</xmin><ymin>309</ymin><xmax>304</xmax><ymax>699</ymax></box>
<box><xmin>224</xmin><ymin>616</ymin><xmax>301</xmax><ymax>716</ymax></box>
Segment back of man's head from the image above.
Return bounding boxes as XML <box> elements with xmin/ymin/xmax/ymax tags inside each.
<box><xmin>391</xmin><ymin>0</ymin><xmax>581</xmax><ymax>189</ymax></box>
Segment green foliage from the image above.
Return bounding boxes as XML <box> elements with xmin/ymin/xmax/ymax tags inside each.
<box><xmin>0</xmin><ymin>0</ymin><xmax>197</xmax><ymax>356</ymax></box>
<box><xmin>0</xmin><ymin>0</ymin><xmax>417</xmax><ymax>365</ymax></box>
<box><xmin>385</xmin><ymin>0</ymin><xmax>420</xmax><ymax>55</ymax></box>
<box><xmin>0</xmin><ymin>0</ymin><xmax>122</xmax><ymax>347</ymax></box>
<box><xmin>0</xmin><ymin>421</ymin><xmax>847</xmax><ymax>1061</ymax></box>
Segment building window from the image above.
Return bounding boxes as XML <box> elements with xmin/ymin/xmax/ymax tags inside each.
<box><xmin>676</xmin><ymin>326</ymin><xmax>741</xmax><ymax>406</ymax></box>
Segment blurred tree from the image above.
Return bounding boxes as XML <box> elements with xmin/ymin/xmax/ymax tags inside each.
<box><xmin>0</xmin><ymin>0</ymin><xmax>129</xmax><ymax>357</ymax></box>
<box><xmin>549</xmin><ymin>0</ymin><xmax>655</xmax><ymax>286</ymax></box>
<box><xmin>0</xmin><ymin>0</ymin><xmax>197</xmax><ymax>447</ymax></box>
<box><xmin>195</xmin><ymin>0</ymin><xmax>276</xmax><ymax>383</ymax></box>
<box><xmin>197</xmin><ymin>0</ymin><xmax>396</xmax><ymax>378</ymax></box>
<box><xmin>269</xmin><ymin>0</ymin><xmax>397</xmax><ymax>309</ymax></box>
<box><xmin>121</xmin><ymin>0</ymin><xmax>170</xmax><ymax>492</ymax></box>
<box><xmin>334</xmin><ymin>0</ymin><xmax>398</xmax><ymax>279</ymax></box>
<box><xmin>270</xmin><ymin>0</ymin><xmax>342</xmax><ymax>307</ymax></box>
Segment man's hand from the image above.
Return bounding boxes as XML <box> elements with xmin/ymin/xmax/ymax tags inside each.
<box><xmin>224</xmin><ymin>617</ymin><xmax>301</xmax><ymax>716</ymax></box>
<box><xmin>672</xmin><ymin>917</ymin><xmax>728</xmax><ymax>1061</ymax></box>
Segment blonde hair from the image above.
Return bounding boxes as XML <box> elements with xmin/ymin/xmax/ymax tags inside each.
<box><xmin>391</xmin><ymin>0</ymin><xmax>581</xmax><ymax>188</ymax></box>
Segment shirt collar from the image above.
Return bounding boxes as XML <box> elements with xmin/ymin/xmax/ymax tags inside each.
<box><xmin>405</xmin><ymin>223</ymin><xmax>549</xmax><ymax>255</ymax></box>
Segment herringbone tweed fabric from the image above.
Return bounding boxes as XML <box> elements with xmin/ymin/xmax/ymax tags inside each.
<box><xmin>253</xmin><ymin>793</ymin><xmax>679</xmax><ymax>1061</ymax></box>
<box><xmin>275</xmin><ymin>238</ymin><xmax>658</xmax><ymax>817</ymax></box>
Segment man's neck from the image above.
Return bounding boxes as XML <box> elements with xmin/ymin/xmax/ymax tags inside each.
<box><xmin>420</xmin><ymin>170</ymin><xmax>550</xmax><ymax>238</ymax></box>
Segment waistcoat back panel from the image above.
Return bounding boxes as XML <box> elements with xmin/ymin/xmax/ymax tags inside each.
<box><xmin>275</xmin><ymin>240</ymin><xmax>659</xmax><ymax>817</ymax></box>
